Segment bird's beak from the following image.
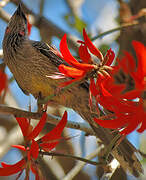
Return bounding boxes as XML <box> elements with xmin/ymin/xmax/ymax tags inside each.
<box><xmin>14</xmin><ymin>3</ymin><xmax>27</xmax><ymax>21</ymax></box>
<box><xmin>16</xmin><ymin>4</ymin><xmax>24</xmax><ymax>16</ymax></box>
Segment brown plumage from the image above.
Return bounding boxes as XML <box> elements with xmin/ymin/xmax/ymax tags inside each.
<box><xmin>2</xmin><ymin>4</ymin><xmax>143</xmax><ymax>177</ymax></box>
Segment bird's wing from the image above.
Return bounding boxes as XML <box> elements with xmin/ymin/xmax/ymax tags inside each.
<box><xmin>30</xmin><ymin>40</ymin><xmax>64</xmax><ymax>67</ymax></box>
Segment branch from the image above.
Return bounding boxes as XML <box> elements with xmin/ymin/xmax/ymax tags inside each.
<box><xmin>0</xmin><ymin>7</ymin><xmax>10</xmax><ymax>22</ymax></box>
<box><xmin>0</xmin><ymin>104</ymin><xmax>94</xmax><ymax>135</ymax></box>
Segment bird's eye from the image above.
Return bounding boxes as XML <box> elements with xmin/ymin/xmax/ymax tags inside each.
<box><xmin>19</xmin><ymin>28</ymin><xmax>25</xmax><ymax>36</ymax></box>
<box><xmin>19</xmin><ymin>31</ymin><xmax>25</xmax><ymax>36</ymax></box>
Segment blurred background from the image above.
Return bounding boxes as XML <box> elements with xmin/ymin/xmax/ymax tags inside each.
<box><xmin>0</xmin><ymin>0</ymin><xmax>146</xmax><ymax>179</ymax></box>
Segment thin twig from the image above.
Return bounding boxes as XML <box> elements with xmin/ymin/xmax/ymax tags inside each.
<box><xmin>41</xmin><ymin>151</ymin><xmax>103</xmax><ymax>166</ymax></box>
<box><xmin>91</xmin><ymin>22</ymin><xmax>138</xmax><ymax>41</ymax></box>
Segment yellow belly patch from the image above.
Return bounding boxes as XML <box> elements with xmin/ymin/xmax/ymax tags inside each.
<box><xmin>30</xmin><ymin>75</ymin><xmax>57</xmax><ymax>97</ymax></box>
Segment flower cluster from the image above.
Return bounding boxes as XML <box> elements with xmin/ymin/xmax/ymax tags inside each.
<box><xmin>0</xmin><ymin>111</ymin><xmax>67</xmax><ymax>179</ymax></box>
<box><xmin>58</xmin><ymin>29</ymin><xmax>115</xmax><ymax>87</ymax></box>
<box><xmin>58</xmin><ymin>29</ymin><xmax>146</xmax><ymax>136</ymax></box>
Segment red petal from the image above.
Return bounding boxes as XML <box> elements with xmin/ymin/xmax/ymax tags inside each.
<box><xmin>89</xmin><ymin>78</ymin><xmax>98</xmax><ymax>97</ymax></box>
<box><xmin>27</xmin><ymin>16</ymin><xmax>32</xmax><ymax>36</ymax></box>
<box><xmin>30</xmin><ymin>140</ymin><xmax>39</xmax><ymax>159</ymax></box>
<box><xmin>108</xmin><ymin>84</ymin><xmax>126</xmax><ymax>96</ymax></box>
<box><xmin>137</xmin><ymin>116</ymin><xmax>146</xmax><ymax>133</ymax></box>
<box><xmin>1</xmin><ymin>162</ymin><xmax>12</xmax><ymax>168</ymax></box>
<box><xmin>60</xmin><ymin>34</ymin><xmax>94</xmax><ymax>71</ymax></box>
<box><xmin>40</xmin><ymin>142</ymin><xmax>58</xmax><ymax>152</ymax></box>
<box><xmin>70</xmin><ymin>62</ymin><xmax>94</xmax><ymax>71</ymax></box>
<box><xmin>137</xmin><ymin>108</ymin><xmax>146</xmax><ymax>133</ymax></box>
<box><xmin>15</xmin><ymin>117</ymin><xmax>30</xmax><ymax>137</ymax></box>
<box><xmin>78</xmin><ymin>44</ymin><xmax>91</xmax><ymax>63</ymax></box>
<box><xmin>132</xmin><ymin>41</ymin><xmax>146</xmax><ymax>76</ymax></box>
<box><xmin>104</xmin><ymin>48</ymin><xmax>115</xmax><ymax>66</ymax></box>
<box><xmin>94</xmin><ymin>117</ymin><xmax>127</xmax><ymax>129</ymax></box>
<box><xmin>27</xmin><ymin>112</ymin><xmax>47</xmax><ymax>140</ymax></box>
<box><xmin>120</xmin><ymin>117</ymin><xmax>140</xmax><ymax>135</ymax></box>
<box><xmin>12</xmin><ymin>145</ymin><xmax>26</xmax><ymax>151</ymax></box>
<box><xmin>118</xmin><ymin>56</ymin><xmax>129</xmax><ymax>73</ymax></box>
<box><xmin>58</xmin><ymin>64</ymin><xmax>85</xmax><ymax>78</ymax></box>
<box><xmin>40</xmin><ymin>111</ymin><xmax>67</xmax><ymax>143</ymax></box>
<box><xmin>60</xmin><ymin>34</ymin><xmax>80</xmax><ymax>65</ymax></box>
<box><xmin>121</xmin><ymin>89</ymin><xmax>142</xmax><ymax>99</ymax></box>
<box><xmin>124</xmin><ymin>51</ymin><xmax>136</xmax><ymax>72</ymax></box>
<box><xmin>0</xmin><ymin>159</ymin><xmax>26</xmax><ymax>176</ymax></box>
<box><xmin>83</xmin><ymin>29</ymin><xmax>103</xmax><ymax>61</ymax></box>
<box><xmin>0</xmin><ymin>70</ymin><xmax>7</xmax><ymax>95</ymax></box>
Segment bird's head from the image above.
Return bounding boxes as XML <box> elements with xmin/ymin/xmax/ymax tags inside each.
<box><xmin>5</xmin><ymin>4</ymin><xmax>28</xmax><ymax>36</ymax></box>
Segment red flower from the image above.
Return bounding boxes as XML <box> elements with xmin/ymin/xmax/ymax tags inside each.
<box><xmin>38</xmin><ymin>111</ymin><xmax>67</xmax><ymax>151</ymax></box>
<box><xmin>93</xmin><ymin>41</ymin><xmax>146</xmax><ymax>135</ymax></box>
<box><xmin>58</xmin><ymin>29</ymin><xmax>115</xmax><ymax>87</ymax></box>
<box><xmin>94</xmin><ymin>90</ymin><xmax>146</xmax><ymax>135</ymax></box>
<box><xmin>0</xmin><ymin>111</ymin><xmax>67</xmax><ymax>179</ymax></box>
<box><xmin>0</xmin><ymin>69</ymin><xmax>7</xmax><ymax>96</ymax></box>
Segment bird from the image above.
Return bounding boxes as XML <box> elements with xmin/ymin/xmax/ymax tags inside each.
<box><xmin>2</xmin><ymin>4</ymin><xmax>143</xmax><ymax>177</ymax></box>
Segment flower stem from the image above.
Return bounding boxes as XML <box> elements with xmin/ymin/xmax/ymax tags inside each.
<box><xmin>91</xmin><ymin>22</ymin><xmax>138</xmax><ymax>41</ymax></box>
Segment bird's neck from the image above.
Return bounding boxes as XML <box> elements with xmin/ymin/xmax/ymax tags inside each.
<box><xmin>3</xmin><ymin>32</ymin><xmax>27</xmax><ymax>59</ymax></box>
